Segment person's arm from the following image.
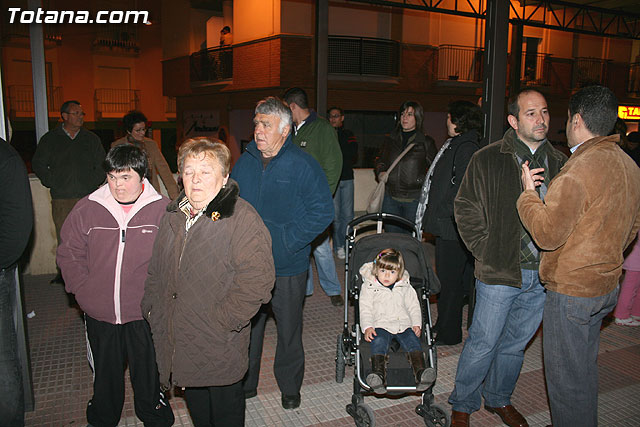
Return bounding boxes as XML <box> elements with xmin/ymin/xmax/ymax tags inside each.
<box><xmin>359</xmin><ymin>282</ymin><xmax>375</xmax><ymax>334</ymax></box>
<box><xmin>405</xmin><ymin>285</ymin><xmax>422</xmax><ymax>328</ymax></box>
<box><xmin>0</xmin><ymin>148</ymin><xmax>33</xmax><ymax>268</ymax></box>
<box><xmin>56</xmin><ymin>206</ymin><xmax>90</xmax><ymax>295</ymax></box>
<box><xmin>90</xmin><ymin>135</ymin><xmax>107</xmax><ymax>189</ymax></box>
<box><xmin>147</xmin><ymin>140</ymin><xmax>179</xmax><ymax>200</ymax></box>
<box><xmin>283</xmin><ymin>161</ymin><xmax>335</xmax><ymax>253</ymax></box>
<box><xmin>321</xmin><ymin>126</ymin><xmax>343</xmax><ymax>194</ymax></box>
<box><xmin>141</xmin><ymin>215</ymin><xmax>171</xmax><ymax>320</ymax></box>
<box><xmin>213</xmin><ymin>207</ymin><xmax>275</xmax><ymax>332</ymax></box>
<box><xmin>346</xmin><ymin>130</ymin><xmax>358</xmax><ymax>165</ymax></box>
<box><xmin>31</xmin><ymin>135</ymin><xmax>54</xmax><ymax>188</ymax></box>
<box><xmin>517</xmin><ymin>172</ymin><xmax>586</xmax><ymax>250</ymax></box>
<box><xmin>454</xmin><ymin>154</ymin><xmax>489</xmax><ymax>257</ymax></box>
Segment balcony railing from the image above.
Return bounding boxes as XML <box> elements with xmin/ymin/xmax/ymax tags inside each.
<box><xmin>7</xmin><ymin>85</ymin><xmax>63</xmax><ymax>116</ymax></box>
<box><xmin>94</xmin><ymin>88</ymin><xmax>140</xmax><ymax>117</ymax></box>
<box><xmin>1</xmin><ymin>23</ymin><xmax>62</xmax><ymax>44</ymax></box>
<box><xmin>573</xmin><ymin>57</ymin><xmax>608</xmax><ymax>88</ymax></box>
<box><xmin>328</xmin><ymin>36</ymin><xmax>400</xmax><ymax>77</ymax></box>
<box><xmin>521</xmin><ymin>52</ymin><xmax>551</xmax><ymax>86</ymax></box>
<box><xmin>190</xmin><ymin>46</ymin><xmax>233</xmax><ymax>83</ymax></box>
<box><xmin>93</xmin><ymin>24</ymin><xmax>139</xmax><ymax>51</ymax></box>
<box><xmin>629</xmin><ymin>63</ymin><xmax>640</xmax><ymax>95</ymax></box>
<box><xmin>437</xmin><ymin>45</ymin><xmax>483</xmax><ymax>82</ymax></box>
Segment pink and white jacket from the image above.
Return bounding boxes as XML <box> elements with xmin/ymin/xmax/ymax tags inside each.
<box><xmin>57</xmin><ymin>180</ymin><xmax>169</xmax><ymax>324</ymax></box>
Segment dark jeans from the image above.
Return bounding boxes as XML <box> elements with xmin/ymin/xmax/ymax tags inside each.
<box><xmin>184</xmin><ymin>381</ymin><xmax>245</xmax><ymax>427</ymax></box>
<box><xmin>381</xmin><ymin>193</ymin><xmax>418</xmax><ymax>234</ymax></box>
<box><xmin>370</xmin><ymin>328</ymin><xmax>421</xmax><ymax>355</ymax></box>
<box><xmin>244</xmin><ymin>271</ymin><xmax>307</xmax><ymax>396</ymax></box>
<box><xmin>434</xmin><ymin>237</ymin><xmax>474</xmax><ymax>344</ymax></box>
<box><xmin>543</xmin><ymin>288</ymin><xmax>618</xmax><ymax>427</ymax></box>
<box><xmin>0</xmin><ymin>266</ymin><xmax>24</xmax><ymax>427</ymax></box>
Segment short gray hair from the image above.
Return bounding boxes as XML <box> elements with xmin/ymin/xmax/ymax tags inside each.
<box><xmin>255</xmin><ymin>97</ymin><xmax>292</xmax><ymax>134</ymax></box>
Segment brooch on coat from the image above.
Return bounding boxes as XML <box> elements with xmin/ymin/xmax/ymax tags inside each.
<box><xmin>210</xmin><ymin>211</ymin><xmax>221</xmax><ymax>221</ymax></box>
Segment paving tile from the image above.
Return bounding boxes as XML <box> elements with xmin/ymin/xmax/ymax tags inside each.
<box><xmin>21</xmin><ymin>248</ymin><xmax>640</xmax><ymax>426</ymax></box>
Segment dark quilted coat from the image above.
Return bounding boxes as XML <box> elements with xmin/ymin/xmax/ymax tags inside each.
<box><xmin>141</xmin><ymin>179</ymin><xmax>275</xmax><ymax>388</ymax></box>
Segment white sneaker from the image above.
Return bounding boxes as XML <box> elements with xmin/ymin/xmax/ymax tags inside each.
<box><xmin>336</xmin><ymin>247</ymin><xmax>346</xmax><ymax>260</ymax></box>
<box><xmin>614</xmin><ymin>317</ymin><xmax>640</xmax><ymax>326</ymax></box>
<box><xmin>631</xmin><ymin>315</ymin><xmax>640</xmax><ymax>321</ymax></box>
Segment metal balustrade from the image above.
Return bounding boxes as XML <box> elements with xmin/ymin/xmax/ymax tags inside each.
<box><xmin>190</xmin><ymin>46</ymin><xmax>233</xmax><ymax>82</ymax></box>
<box><xmin>94</xmin><ymin>88</ymin><xmax>140</xmax><ymax>115</ymax></box>
<box><xmin>328</xmin><ymin>36</ymin><xmax>400</xmax><ymax>77</ymax></box>
<box><xmin>437</xmin><ymin>44</ymin><xmax>483</xmax><ymax>82</ymax></box>
<box><xmin>7</xmin><ymin>85</ymin><xmax>63</xmax><ymax>115</ymax></box>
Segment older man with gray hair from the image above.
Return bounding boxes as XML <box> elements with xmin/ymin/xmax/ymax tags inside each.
<box><xmin>231</xmin><ymin>97</ymin><xmax>334</xmax><ymax>410</ymax></box>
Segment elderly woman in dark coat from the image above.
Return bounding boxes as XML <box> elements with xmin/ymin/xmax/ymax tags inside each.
<box><xmin>142</xmin><ymin>138</ymin><xmax>275</xmax><ymax>426</ymax></box>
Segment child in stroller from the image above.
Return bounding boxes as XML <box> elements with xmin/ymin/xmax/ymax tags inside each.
<box><xmin>359</xmin><ymin>248</ymin><xmax>436</xmax><ymax>394</ymax></box>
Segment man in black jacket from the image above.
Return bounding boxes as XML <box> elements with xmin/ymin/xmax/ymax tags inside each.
<box><xmin>0</xmin><ymin>138</ymin><xmax>33</xmax><ymax>427</ymax></box>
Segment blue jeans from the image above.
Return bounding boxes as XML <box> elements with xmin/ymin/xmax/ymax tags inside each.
<box><xmin>332</xmin><ymin>179</ymin><xmax>354</xmax><ymax>251</ymax></box>
<box><xmin>306</xmin><ymin>233</ymin><xmax>342</xmax><ymax>296</ymax></box>
<box><xmin>543</xmin><ymin>287</ymin><xmax>618</xmax><ymax>427</ymax></box>
<box><xmin>370</xmin><ymin>328</ymin><xmax>422</xmax><ymax>355</ymax></box>
<box><xmin>449</xmin><ymin>269</ymin><xmax>545</xmax><ymax>413</ymax></box>
<box><xmin>381</xmin><ymin>192</ymin><xmax>418</xmax><ymax>234</ymax></box>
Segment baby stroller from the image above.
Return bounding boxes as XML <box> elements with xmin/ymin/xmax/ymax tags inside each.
<box><xmin>335</xmin><ymin>212</ymin><xmax>448</xmax><ymax>427</ymax></box>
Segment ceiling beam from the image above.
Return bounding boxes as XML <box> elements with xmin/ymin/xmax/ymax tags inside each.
<box><xmin>346</xmin><ymin>0</ymin><xmax>640</xmax><ymax>39</ymax></box>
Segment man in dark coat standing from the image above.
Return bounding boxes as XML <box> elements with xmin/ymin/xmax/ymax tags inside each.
<box><xmin>0</xmin><ymin>138</ymin><xmax>33</xmax><ymax>427</ymax></box>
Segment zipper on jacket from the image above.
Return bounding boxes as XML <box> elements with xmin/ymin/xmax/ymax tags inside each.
<box><xmin>121</xmin><ymin>229</ymin><xmax>125</xmax><ymax>242</ymax></box>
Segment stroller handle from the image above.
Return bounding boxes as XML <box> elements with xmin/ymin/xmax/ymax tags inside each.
<box><xmin>346</xmin><ymin>212</ymin><xmax>421</xmax><ymax>237</ymax></box>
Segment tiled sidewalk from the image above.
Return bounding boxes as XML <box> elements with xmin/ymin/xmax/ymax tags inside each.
<box><xmin>22</xmin><ymin>259</ymin><xmax>640</xmax><ymax>426</ymax></box>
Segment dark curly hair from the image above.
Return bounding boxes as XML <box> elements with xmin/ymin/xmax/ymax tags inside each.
<box><xmin>448</xmin><ymin>100</ymin><xmax>483</xmax><ymax>135</ymax></box>
<box><xmin>123</xmin><ymin>110</ymin><xmax>147</xmax><ymax>133</ymax></box>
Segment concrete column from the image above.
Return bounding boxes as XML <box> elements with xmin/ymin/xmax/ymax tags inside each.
<box><xmin>316</xmin><ymin>0</ymin><xmax>328</xmax><ymax>116</ymax></box>
<box><xmin>28</xmin><ymin>0</ymin><xmax>49</xmax><ymax>143</ymax></box>
<box><xmin>482</xmin><ymin>0</ymin><xmax>510</xmax><ymax>144</ymax></box>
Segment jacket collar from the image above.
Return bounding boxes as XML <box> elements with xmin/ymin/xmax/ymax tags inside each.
<box><xmin>88</xmin><ymin>178</ymin><xmax>162</xmax><ymax>226</ymax></box>
<box><xmin>499</xmin><ymin>127</ymin><xmax>554</xmax><ymax>157</ymax></box>
<box><xmin>246</xmin><ymin>134</ymin><xmax>294</xmax><ymax>163</ymax></box>
<box><xmin>297</xmin><ymin>110</ymin><xmax>318</xmax><ymax>131</ymax></box>
<box><xmin>570</xmin><ymin>134</ymin><xmax>620</xmax><ymax>157</ymax></box>
<box><xmin>167</xmin><ymin>178</ymin><xmax>239</xmax><ymax>222</ymax></box>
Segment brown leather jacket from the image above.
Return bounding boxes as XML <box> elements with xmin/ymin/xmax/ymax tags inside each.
<box><xmin>112</xmin><ymin>136</ymin><xmax>179</xmax><ymax>200</ymax></box>
<box><xmin>141</xmin><ymin>180</ymin><xmax>275</xmax><ymax>388</ymax></box>
<box><xmin>375</xmin><ymin>130</ymin><xmax>437</xmax><ymax>200</ymax></box>
<box><xmin>518</xmin><ymin>135</ymin><xmax>640</xmax><ymax>297</ymax></box>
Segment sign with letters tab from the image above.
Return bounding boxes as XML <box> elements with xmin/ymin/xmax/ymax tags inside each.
<box><xmin>619</xmin><ymin>105</ymin><xmax>640</xmax><ymax>121</ymax></box>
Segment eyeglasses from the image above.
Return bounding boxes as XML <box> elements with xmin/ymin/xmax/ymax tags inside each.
<box><xmin>329</xmin><ymin>114</ymin><xmax>342</xmax><ymax>119</ymax></box>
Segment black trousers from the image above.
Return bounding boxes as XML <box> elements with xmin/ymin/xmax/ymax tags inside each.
<box><xmin>0</xmin><ymin>266</ymin><xmax>24</xmax><ymax>427</ymax></box>
<box><xmin>85</xmin><ymin>316</ymin><xmax>174</xmax><ymax>427</ymax></box>
<box><xmin>243</xmin><ymin>271</ymin><xmax>307</xmax><ymax>396</ymax></box>
<box><xmin>184</xmin><ymin>381</ymin><xmax>244</xmax><ymax>426</ymax></box>
<box><xmin>434</xmin><ymin>237</ymin><xmax>475</xmax><ymax>345</ymax></box>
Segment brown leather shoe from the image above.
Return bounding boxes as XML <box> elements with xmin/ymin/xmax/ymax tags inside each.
<box><xmin>484</xmin><ymin>404</ymin><xmax>528</xmax><ymax>427</ymax></box>
<box><xmin>451</xmin><ymin>410</ymin><xmax>470</xmax><ymax>427</ymax></box>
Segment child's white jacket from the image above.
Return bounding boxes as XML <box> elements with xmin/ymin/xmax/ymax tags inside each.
<box><xmin>359</xmin><ymin>261</ymin><xmax>422</xmax><ymax>334</ymax></box>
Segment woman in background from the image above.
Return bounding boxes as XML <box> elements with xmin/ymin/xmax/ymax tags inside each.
<box><xmin>112</xmin><ymin>110</ymin><xmax>179</xmax><ymax>199</ymax></box>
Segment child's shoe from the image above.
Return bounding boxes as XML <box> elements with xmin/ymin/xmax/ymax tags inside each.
<box><xmin>408</xmin><ymin>351</ymin><xmax>436</xmax><ymax>391</ymax></box>
<box><xmin>366</xmin><ymin>355</ymin><xmax>387</xmax><ymax>394</ymax></box>
<box><xmin>614</xmin><ymin>317</ymin><xmax>640</xmax><ymax>326</ymax></box>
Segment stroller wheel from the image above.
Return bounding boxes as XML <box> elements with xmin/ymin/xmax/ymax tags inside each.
<box><xmin>416</xmin><ymin>403</ymin><xmax>450</xmax><ymax>427</ymax></box>
<box><xmin>347</xmin><ymin>402</ymin><xmax>375</xmax><ymax>427</ymax></box>
<box><xmin>336</xmin><ymin>334</ymin><xmax>346</xmax><ymax>383</ymax></box>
